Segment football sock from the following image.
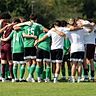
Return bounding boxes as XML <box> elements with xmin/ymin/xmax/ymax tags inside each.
<box><xmin>36</xmin><ymin>65</ymin><xmax>41</xmax><ymax>78</ymax></box>
<box><xmin>2</xmin><ymin>64</ymin><xmax>6</xmax><ymax>78</ymax></box>
<box><xmin>20</xmin><ymin>65</ymin><xmax>25</xmax><ymax>79</ymax></box>
<box><xmin>9</xmin><ymin>64</ymin><xmax>14</xmax><ymax>79</ymax></box>
<box><xmin>46</xmin><ymin>66</ymin><xmax>51</xmax><ymax>79</ymax></box>
<box><xmin>13</xmin><ymin>64</ymin><xmax>18</xmax><ymax>79</ymax></box>
<box><xmin>30</xmin><ymin>64</ymin><xmax>36</xmax><ymax>77</ymax></box>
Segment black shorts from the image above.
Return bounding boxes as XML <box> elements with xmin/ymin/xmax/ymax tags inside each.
<box><xmin>36</xmin><ymin>48</ymin><xmax>50</xmax><ymax>62</ymax></box>
<box><xmin>70</xmin><ymin>51</ymin><xmax>84</xmax><ymax>62</ymax></box>
<box><xmin>13</xmin><ymin>52</ymin><xmax>25</xmax><ymax>64</ymax></box>
<box><xmin>63</xmin><ymin>54</ymin><xmax>70</xmax><ymax>62</ymax></box>
<box><xmin>85</xmin><ymin>44</ymin><xmax>95</xmax><ymax>60</ymax></box>
<box><xmin>51</xmin><ymin>49</ymin><xmax>63</xmax><ymax>63</ymax></box>
<box><xmin>24</xmin><ymin>47</ymin><xmax>36</xmax><ymax>60</ymax></box>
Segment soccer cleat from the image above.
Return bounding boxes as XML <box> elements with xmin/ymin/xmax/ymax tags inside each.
<box><xmin>90</xmin><ymin>77</ymin><xmax>94</xmax><ymax>82</ymax></box>
<box><xmin>61</xmin><ymin>76</ymin><xmax>66</xmax><ymax>81</ymax></box>
<box><xmin>26</xmin><ymin>77</ymin><xmax>32</xmax><ymax>82</ymax></box>
<box><xmin>31</xmin><ymin>78</ymin><xmax>35</xmax><ymax>82</ymax></box>
<box><xmin>2</xmin><ymin>78</ymin><xmax>6</xmax><ymax>82</ymax></box>
<box><xmin>15</xmin><ymin>78</ymin><xmax>19</xmax><ymax>82</ymax></box>
<box><xmin>12</xmin><ymin>79</ymin><xmax>15</xmax><ymax>82</ymax></box>
<box><xmin>77</xmin><ymin>77</ymin><xmax>81</xmax><ymax>83</ymax></box>
<box><xmin>19</xmin><ymin>78</ymin><xmax>27</xmax><ymax>82</ymax></box>
<box><xmin>69</xmin><ymin>77</ymin><xmax>75</xmax><ymax>83</ymax></box>
<box><xmin>80</xmin><ymin>77</ymin><xmax>84</xmax><ymax>81</ymax></box>
<box><xmin>71</xmin><ymin>79</ymin><xmax>75</xmax><ymax>83</ymax></box>
<box><xmin>80</xmin><ymin>77</ymin><xmax>89</xmax><ymax>82</ymax></box>
<box><xmin>37</xmin><ymin>77</ymin><xmax>41</xmax><ymax>83</ymax></box>
<box><xmin>53</xmin><ymin>78</ymin><xmax>57</xmax><ymax>83</ymax></box>
<box><xmin>26</xmin><ymin>77</ymin><xmax>35</xmax><ymax>82</ymax></box>
<box><xmin>45</xmin><ymin>78</ymin><xmax>50</xmax><ymax>83</ymax></box>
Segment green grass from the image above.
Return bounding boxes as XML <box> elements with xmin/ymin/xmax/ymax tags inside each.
<box><xmin>1</xmin><ymin>63</ymin><xmax>96</xmax><ymax>96</ymax></box>
<box><xmin>0</xmin><ymin>82</ymin><xmax>96</xmax><ymax>96</ymax></box>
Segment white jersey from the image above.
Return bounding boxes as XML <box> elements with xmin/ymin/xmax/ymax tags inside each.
<box><xmin>84</xmin><ymin>27</ymin><xmax>96</xmax><ymax>44</ymax></box>
<box><xmin>64</xmin><ymin>29</ymin><xmax>87</xmax><ymax>53</ymax></box>
<box><xmin>47</xmin><ymin>27</ymin><xmax>64</xmax><ymax>50</ymax></box>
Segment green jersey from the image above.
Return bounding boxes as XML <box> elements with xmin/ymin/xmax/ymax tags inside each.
<box><xmin>63</xmin><ymin>37</ymin><xmax>71</xmax><ymax>55</ymax></box>
<box><xmin>38</xmin><ymin>33</ymin><xmax>51</xmax><ymax>52</ymax></box>
<box><xmin>37</xmin><ymin>23</ymin><xmax>44</xmax><ymax>33</ymax></box>
<box><xmin>23</xmin><ymin>25</ymin><xmax>35</xmax><ymax>47</ymax></box>
<box><xmin>9</xmin><ymin>28</ymin><xmax>24</xmax><ymax>53</ymax></box>
<box><xmin>23</xmin><ymin>23</ymin><xmax>43</xmax><ymax>48</ymax></box>
<box><xmin>30</xmin><ymin>22</ymin><xmax>43</xmax><ymax>37</ymax></box>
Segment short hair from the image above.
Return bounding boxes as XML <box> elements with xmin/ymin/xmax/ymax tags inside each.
<box><xmin>13</xmin><ymin>18</ymin><xmax>21</xmax><ymax>23</ymax></box>
<box><xmin>29</xmin><ymin>13</ymin><xmax>37</xmax><ymax>20</ymax></box>
<box><xmin>61</xmin><ymin>20</ymin><xmax>68</xmax><ymax>27</ymax></box>
<box><xmin>1</xmin><ymin>12</ymin><xmax>11</xmax><ymax>19</ymax></box>
<box><xmin>53</xmin><ymin>20</ymin><xmax>61</xmax><ymax>27</ymax></box>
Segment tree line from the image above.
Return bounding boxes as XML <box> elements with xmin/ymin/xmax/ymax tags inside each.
<box><xmin>0</xmin><ymin>0</ymin><xmax>96</xmax><ymax>27</ymax></box>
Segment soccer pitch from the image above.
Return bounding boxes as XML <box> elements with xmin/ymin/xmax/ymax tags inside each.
<box><xmin>0</xmin><ymin>82</ymin><xmax>96</xmax><ymax>96</ymax></box>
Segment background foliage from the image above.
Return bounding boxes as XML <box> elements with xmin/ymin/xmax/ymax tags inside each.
<box><xmin>0</xmin><ymin>0</ymin><xmax>96</xmax><ymax>27</ymax></box>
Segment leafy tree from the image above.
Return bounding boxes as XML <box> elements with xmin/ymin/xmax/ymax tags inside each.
<box><xmin>0</xmin><ymin>0</ymin><xmax>96</xmax><ymax>27</ymax></box>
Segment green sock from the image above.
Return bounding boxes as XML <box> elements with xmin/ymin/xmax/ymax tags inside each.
<box><xmin>27</xmin><ymin>66</ymin><xmax>30</xmax><ymax>74</ymax></box>
<box><xmin>62</xmin><ymin>65</ymin><xmax>65</xmax><ymax>77</ymax></box>
<box><xmin>30</xmin><ymin>64</ymin><xmax>36</xmax><ymax>77</ymax></box>
<box><xmin>13</xmin><ymin>64</ymin><xmax>18</xmax><ymax>79</ymax></box>
<box><xmin>40</xmin><ymin>66</ymin><xmax>43</xmax><ymax>75</ymax></box>
<box><xmin>36</xmin><ymin>66</ymin><xmax>41</xmax><ymax>78</ymax></box>
<box><xmin>68</xmin><ymin>68</ymin><xmax>71</xmax><ymax>77</ymax></box>
<box><xmin>46</xmin><ymin>67</ymin><xmax>51</xmax><ymax>79</ymax></box>
<box><xmin>82</xmin><ymin>68</ymin><xmax>84</xmax><ymax>77</ymax></box>
<box><xmin>20</xmin><ymin>65</ymin><xmax>25</xmax><ymax>79</ymax></box>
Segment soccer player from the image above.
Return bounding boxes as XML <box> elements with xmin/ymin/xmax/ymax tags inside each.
<box><xmin>55</xmin><ymin>19</ymin><xmax>88</xmax><ymax>83</ymax></box>
<box><xmin>1</xmin><ymin>18</ymin><xmax>26</xmax><ymax>82</ymax></box>
<box><xmin>62</xmin><ymin>37</ymin><xmax>71</xmax><ymax>81</ymax></box>
<box><xmin>60</xmin><ymin>20</ymin><xmax>71</xmax><ymax>81</ymax></box>
<box><xmin>35</xmin><ymin>20</ymin><xmax>65</xmax><ymax>83</ymax></box>
<box><xmin>35</xmin><ymin>32</ymin><xmax>51</xmax><ymax>83</ymax></box>
<box><xmin>83</xmin><ymin>20</ymin><xmax>95</xmax><ymax>81</ymax></box>
<box><xmin>14</xmin><ymin>14</ymin><xmax>48</xmax><ymax>82</ymax></box>
<box><xmin>65</xmin><ymin>19</ymin><xmax>90</xmax><ymax>83</ymax></box>
<box><xmin>0</xmin><ymin>12</ymin><xmax>14</xmax><ymax>82</ymax></box>
<box><xmin>23</xmin><ymin>24</ymin><xmax>38</xmax><ymax>82</ymax></box>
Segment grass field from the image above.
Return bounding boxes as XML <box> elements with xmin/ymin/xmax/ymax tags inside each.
<box><xmin>0</xmin><ymin>82</ymin><xmax>96</xmax><ymax>96</ymax></box>
<box><xmin>1</xmin><ymin>63</ymin><xmax>96</xmax><ymax>96</ymax></box>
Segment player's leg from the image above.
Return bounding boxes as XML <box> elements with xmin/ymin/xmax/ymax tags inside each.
<box><xmin>54</xmin><ymin>49</ymin><xmax>63</xmax><ymax>83</ymax></box>
<box><xmin>28</xmin><ymin>47</ymin><xmax>36</xmax><ymax>82</ymax></box>
<box><xmin>1</xmin><ymin>60</ymin><xmax>7</xmax><ymax>82</ymax></box>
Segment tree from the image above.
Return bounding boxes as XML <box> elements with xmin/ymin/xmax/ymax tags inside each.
<box><xmin>0</xmin><ymin>0</ymin><xmax>96</xmax><ymax>27</ymax></box>
<box><xmin>82</xmin><ymin>0</ymin><xmax>96</xmax><ymax>19</ymax></box>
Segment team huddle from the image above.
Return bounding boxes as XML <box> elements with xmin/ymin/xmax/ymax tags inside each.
<box><xmin>0</xmin><ymin>12</ymin><xmax>96</xmax><ymax>83</ymax></box>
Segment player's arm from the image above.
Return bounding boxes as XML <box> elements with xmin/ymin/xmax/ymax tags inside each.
<box><xmin>13</xmin><ymin>21</ymin><xmax>33</xmax><ymax>28</ymax></box>
<box><xmin>69</xmin><ymin>25</ymin><xmax>83</xmax><ymax>31</ymax></box>
<box><xmin>52</xmin><ymin>28</ymin><xmax>66</xmax><ymax>37</ymax></box>
<box><xmin>43</xmin><ymin>27</ymin><xmax>49</xmax><ymax>32</ymax></box>
<box><xmin>0</xmin><ymin>23</ymin><xmax>13</xmax><ymax>33</ymax></box>
<box><xmin>0</xmin><ymin>25</ymin><xmax>7</xmax><ymax>33</ymax></box>
<box><xmin>13</xmin><ymin>26</ymin><xmax>21</xmax><ymax>30</ymax></box>
<box><xmin>1</xmin><ymin>36</ymin><xmax>10</xmax><ymax>41</ymax></box>
<box><xmin>34</xmin><ymin>34</ymin><xmax>48</xmax><ymax>46</ymax></box>
<box><xmin>23</xmin><ymin>33</ymin><xmax>37</xmax><ymax>39</ymax></box>
<box><xmin>1</xmin><ymin>31</ymin><xmax>13</xmax><ymax>41</ymax></box>
<box><xmin>83</xmin><ymin>24</ymin><xmax>94</xmax><ymax>33</ymax></box>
